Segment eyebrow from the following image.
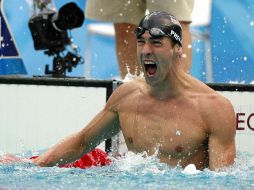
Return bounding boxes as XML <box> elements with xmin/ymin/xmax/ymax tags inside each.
<box><xmin>137</xmin><ymin>36</ymin><xmax>164</xmax><ymax>40</ymax></box>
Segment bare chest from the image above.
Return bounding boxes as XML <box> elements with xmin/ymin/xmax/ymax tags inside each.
<box><xmin>119</xmin><ymin>97</ymin><xmax>208</xmax><ymax>157</ymax></box>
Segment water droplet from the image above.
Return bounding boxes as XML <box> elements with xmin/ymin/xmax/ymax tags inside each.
<box><xmin>127</xmin><ymin>0</ymin><xmax>131</xmax><ymax>4</ymax></box>
<box><xmin>176</xmin><ymin>130</ymin><xmax>181</xmax><ymax>136</ymax></box>
<box><xmin>120</xmin><ymin>13</ymin><xmax>123</xmax><ymax>16</ymax></box>
<box><xmin>243</xmin><ymin>56</ymin><xmax>247</xmax><ymax>61</ymax></box>
<box><xmin>223</xmin><ymin>17</ymin><xmax>227</xmax><ymax>24</ymax></box>
<box><xmin>182</xmin><ymin>53</ymin><xmax>187</xmax><ymax>58</ymax></box>
<box><xmin>250</xmin><ymin>21</ymin><xmax>254</xmax><ymax>26</ymax></box>
<box><xmin>187</xmin><ymin>44</ymin><xmax>192</xmax><ymax>49</ymax></box>
<box><xmin>100</xmin><ymin>8</ymin><xmax>103</xmax><ymax>12</ymax></box>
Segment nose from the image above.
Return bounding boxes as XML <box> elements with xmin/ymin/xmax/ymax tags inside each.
<box><xmin>141</xmin><ymin>42</ymin><xmax>152</xmax><ymax>56</ymax></box>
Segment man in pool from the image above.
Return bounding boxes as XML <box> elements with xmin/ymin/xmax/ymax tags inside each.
<box><xmin>3</xmin><ymin>11</ymin><xmax>236</xmax><ymax>171</ymax></box>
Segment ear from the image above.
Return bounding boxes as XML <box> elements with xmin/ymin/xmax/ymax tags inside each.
<box><xmin>173</xmin><ymin>43</ymin><xmax>183</xmax><ymax>58</ymax></box>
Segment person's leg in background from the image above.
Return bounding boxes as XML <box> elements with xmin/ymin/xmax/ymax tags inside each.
<box><xmin>85</xmin><ymin>0</ymin><xmax>145</xmax><ymax>78</ymax></box>
<box><xmin>114</xmin><ymin>23</ymin><xmax>141</xmax><ymax>78</ymax></box>
<box><xmin>180</xmin><ymin>21</ymin><xmax>192</xmax><ymax>73</ymax></box>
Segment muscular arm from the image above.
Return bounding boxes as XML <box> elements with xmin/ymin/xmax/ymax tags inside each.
<box><xmin>34</xmin><ymin>94</ymin><xmax>121</xmax><ymax>167</ymax></box>
<box><xmin>204</xmin><ymin>95</ymin><xmax>236</xmax><ymax>170</ymax></box>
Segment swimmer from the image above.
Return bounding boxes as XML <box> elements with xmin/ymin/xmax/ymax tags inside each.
<box><xmin>3</xmin><ymin>11</ymin><xmax>236</xmax><ymax>171</ymax></box>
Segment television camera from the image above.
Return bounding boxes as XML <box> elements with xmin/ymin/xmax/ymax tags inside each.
<box><xmin>28</xmin><ymin>0</ymin><xmax>85</xmax><ymax>77</ymax></box>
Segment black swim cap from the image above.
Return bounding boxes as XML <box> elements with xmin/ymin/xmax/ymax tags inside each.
<box><xmin>135</xmin><ymin>11</ymin><xmax>182</xmax><ymax>46</ymax></box>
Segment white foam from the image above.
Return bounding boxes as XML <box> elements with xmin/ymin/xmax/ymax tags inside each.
<box><xmin>182</xmin><ymin>164</ymin><xmax>201</xmax><ymax>175</ymax></box>
<box><xmin>112</xmin><ymin>151</ymin><xmax>164</xmax><ymax>174</ymax></box>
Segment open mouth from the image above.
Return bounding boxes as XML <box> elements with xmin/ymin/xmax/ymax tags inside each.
<box><xmin>144</xmin><ymin>61</ymin><xmax>157</xmax><ymax>77</ymax></box>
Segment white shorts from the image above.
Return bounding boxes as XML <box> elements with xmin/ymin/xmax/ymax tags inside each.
<box><xmin>85</xmin><ymin>0</ymin><xmax>194</xmax><ymax>25</ymax></box>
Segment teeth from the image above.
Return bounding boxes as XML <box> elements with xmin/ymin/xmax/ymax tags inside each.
<box><xmin>144</xmin><ymin>61</ymin><xmax>155</xmax><ymax>65</ymax></box>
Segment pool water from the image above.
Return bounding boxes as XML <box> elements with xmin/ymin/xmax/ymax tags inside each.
<box><xmin>0</xmin><ymin>151</ymin><xmax>254</xmax><ymax>190</ymax></box>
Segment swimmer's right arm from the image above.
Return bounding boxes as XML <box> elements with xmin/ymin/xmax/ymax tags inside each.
<box><xmin>0</xmin><ymin>153</ymin><xmax>31</xmax><ymax>164</ymax></box>
<box><xmin>33</xmin><ymin>89</ymin><xmax>122</xmax><ymax>167</ymax></box>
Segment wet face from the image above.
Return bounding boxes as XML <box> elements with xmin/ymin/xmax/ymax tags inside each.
<box><xmin>137</xmin><ymin>32</ymin><xmax>174</xmax><ymax>86</ymax></box>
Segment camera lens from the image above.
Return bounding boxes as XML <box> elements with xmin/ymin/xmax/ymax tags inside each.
<box><xmin>52</xmin><ymin>2</ymin><xmax>85</xmax><ymax>31</ymax></box>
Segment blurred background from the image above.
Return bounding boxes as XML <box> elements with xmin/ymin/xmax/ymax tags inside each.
<box><xmin>1</xmin><ymin>0</ymin><xmax>254</xmax><ymax>83</ymax></box>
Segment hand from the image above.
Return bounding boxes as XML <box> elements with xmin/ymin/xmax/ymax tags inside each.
<box><xmin>0</xmin><ymin>153</ymin><xmax>31</xmax><ymax>164</ymax></box>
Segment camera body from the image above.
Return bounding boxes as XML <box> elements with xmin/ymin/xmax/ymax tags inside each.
<box><xmin>29</xmin><ymin>11</ymin><xmax>70</xmax><ymax>51</ymax></box>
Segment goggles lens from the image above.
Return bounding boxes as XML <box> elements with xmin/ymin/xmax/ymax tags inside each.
<box><xmin>134</xmin><ymin>27</ymin><xmax>166</xmax><ymax>38</ymax></box>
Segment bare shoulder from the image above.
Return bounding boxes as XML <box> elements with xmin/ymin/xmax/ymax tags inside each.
<box><xmin>190</xmin><ymin>78</ymin><xmax>234</xmax><ymax>114</ymax></box>
<box><xmin>111</xmin><ymin>78</ymin><xmax>144</xmax><ymax>99</ymax></box>
<box><xmin>105</xmin><ymin>79</ymin><xmax>144</xmax><ymax>110</ymax></box>
<box><xmin>197</xmin><ymin>85</ymin><xmax>235</xmax><ymax>133</ymax></box>
<box><xmin>199</xmin><ymin>88</ymin><xmax>234</xmax><ymax>115</ymax></box>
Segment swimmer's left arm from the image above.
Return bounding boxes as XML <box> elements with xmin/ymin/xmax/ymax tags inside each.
<box><xmin>206</xmin><ymin>96</ymin><xmax>236</xmax><ymax>171</ymax></box>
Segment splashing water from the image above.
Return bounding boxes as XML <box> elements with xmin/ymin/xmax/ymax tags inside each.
<box><xmin>1</xmin><ymin>151</ymin><xmax>254</xmax><ymax>189</ymax></box>
<box><xmin>122</xmin><ymin>71</ymin><xmax>144</xmax><ymax>82</ymax></box>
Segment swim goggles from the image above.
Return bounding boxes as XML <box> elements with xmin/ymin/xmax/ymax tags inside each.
<box><xmin>134</xmin><ymin>26</ymin><xmax>182</xmax><ymax>45</ymax></box>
